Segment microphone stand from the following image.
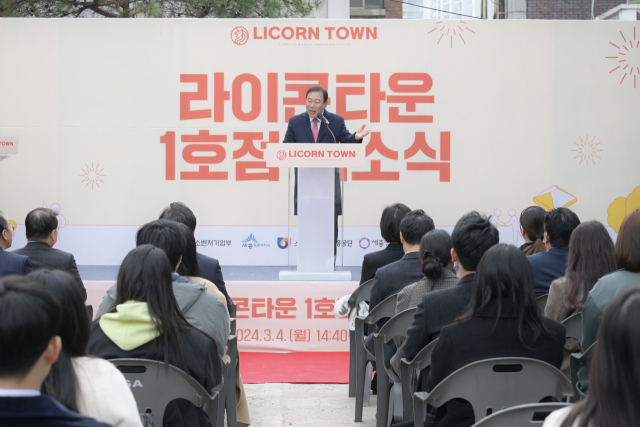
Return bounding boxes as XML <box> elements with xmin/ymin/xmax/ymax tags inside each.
<box><xmin>318</xmin><ymin>112</ymin><xmax>343</xmax><ymax>270</ymax></box>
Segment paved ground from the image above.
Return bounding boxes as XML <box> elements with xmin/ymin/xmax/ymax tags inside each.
<box><xmin>243</xmin><ymin>383</ymin><xmax>377</xmax><ymax>427</ymax></box>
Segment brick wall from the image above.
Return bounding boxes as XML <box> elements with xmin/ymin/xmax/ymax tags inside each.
<box><xmin>384</xmin><ymin>0</ymin><xmax>403</xmax><ymax>18</ymax></box>
<box><xmin>527</xmin><ymin>0</ymin><xmax>624</xmax><ymax>19</ymax></box>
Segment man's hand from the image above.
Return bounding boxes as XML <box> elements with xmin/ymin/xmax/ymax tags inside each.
<box><xmin>355</xmin><ymin>125</ymin><xmax>371</xmax><ymax>141</ymax></box>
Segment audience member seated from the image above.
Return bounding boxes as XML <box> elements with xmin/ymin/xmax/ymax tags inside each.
<box><xmin>0</xmin><ymin>275</ymin><xmax>111</xmax><ymax>427</ymax></box>
<box><xmin>390</xmin><ymin>229</ymin><xmax>458</xmax><ymax>376</ymax></box>
<box><xmin>172</xmin><ymin>221</ymin><xmax>252</xmax><ymax>427</ymax></box>
<box><xmin>543</xmin><ymin>287</ymin><xmax>640</xmax><ymax>427</ymax></box>
<box><xmin>519</xmin><ymin>206</ymin><xmax>547</xmax><ymax>255</ymax></box>
<box><xmin>29</xmin><ymin>270</ymin><xmax>141</xmax><ymax>427</ymax></box>
<box><xmin>544</xmin><ymin>221</ymin><xmax>615</xmax><ymax>377</ymax></box>
<box><xmin>13</xmin><ymin>208</ymin><xmax>86</xmax><ymax>300</ymax></box>
<box><xmin>365</xmin><ymin>209</ymin><xmax>435</xmax><ymax>367</ymax></box>
<box><xmin>89</xmin><ymin>245</ymin><xmax>223</xmax><ymax>427</ymax></box>
<box><xmin>160</xmin><ymin>202</ymin><xmax>232</xmax><ymax>312</ymax></box>
<box><xmin>528</xmin><ymin>208</ymin><xmax>581</xmax><ymax>297</ymax></box>
<box><xmin>0</xmin><ymin>213</ymin><xmax>33</xmax><ymax>278</ymax></box>
<box><xmin>425</xmin><ymin>244</ymin><xmax>565</xmax><ymax>427</ymax></box>
<box><xmin>360</xmin><ymin>203</ymin><xmax>412</xmax><ymax>285</ymax></box>
<box><xmin>174</xmin><ymin>222</ymin><xmax>229</xmax><ymax>319</ymax></box>
<box><xmin>402</xmin><ymin>212</ymin><xmax>499</xmax><ymax>390</ymax></box>
<box><xmin>96</xmin><ymin>220</ymin><xmax>229</xmax><ymax>358</ymax></box>
<box><xmin>578</xmin><ymin>209</ymin><xmax>640</xmax><ymax>393</ymax></box>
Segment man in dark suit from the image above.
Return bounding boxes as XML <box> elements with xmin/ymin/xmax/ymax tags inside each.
<box><xmin>359</xmin><ymin>203</ymin><xmax>412</xmax><ymax>285</ymax></box>
<box><xmin>528</xmin><ymin>207</ymin><xmax>580</xmax><ymax>297</ymax></box>
<box><xmin>365</xmin><ymin>209</ymin><xmax>435</xmax><ymax>367</ymax></box>
<box><xmin>0</xmin><ymin>214</ymin><xmax>33</xmax><ymax>278</ymax></box>
<box><xmin>284</xmin><ymin>86</ymin><xmax>371</xmax><ymax>253</ymax></box>
<box><xmin>12</xmin><ymin>208</ymin><xmax>86</xmax><ymax>301</ymax></box>
<box><xmin>0</xmin><ymin>276</ymin><xmax>111</xmax><ymax>427</ymax></box>
<box><xmin>159</xmin><ymin>202</ymin><xmax>232</xmax><ymax>312</ymax></box>
<box><xmin>402</xmin><ymin>211</ymin><xmax>499</xmax><ymax>390</ymax></box>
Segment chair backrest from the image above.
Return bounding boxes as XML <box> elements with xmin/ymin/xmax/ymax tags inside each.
<box><xmin>471</xmin><ymin>403</ymin><xmax>570</xmax><ymax>427</ymax></box>
<box><xmin>570</xmin><ymin>340</ymin><xmax>597</xmax><ymax>401</ymax></box>
<box><xmin>378</xmin><ymin>308</ymin><xmax>417</xmax><ymax>345</ymax></box>
<box><xmin>561</xmin><ymin>312</ymin><xmax>582</xmax><ymax>344</ymax></box>
<box><xmin>229</xmin><ymin>302</ymin><xmax>237</xmax><ymax>319</ymax></box>
<box><xmin>425</xmin><ymin>357</ymin><xmax>573</xmax><ymax>422</ymax></box>
<box><xmin>535</xmin><ymin>295</ymin><xmax>548</xmax><ymax>313</ymax></box>
<box><xmin>406</xmin><ymin>338</ymin><xmax>439</xmax><ymax>372</ymax></box>
<box><xmin>364</xmin><ymin>294</ymin><xmax>399</xmax><ymax>325</ymax></box>
<box><xmin>349</xmin><ymin>279</ymin><xmax>375</xmax><ymax>307</ymax></box>
<box><xmin>110</xmin><ymin>358</ymin><xmax>220</xmax><ymax>424</ymax></box>
<box><xmin>230</xmin><ymin>318</ymin><xmax>236</xmax><ymax>336</ymax></box>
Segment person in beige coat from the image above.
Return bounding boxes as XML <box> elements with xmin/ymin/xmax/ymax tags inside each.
<box><xmin>544</xmin><ymin>221</ymin><xmax>615</xmax><ymax>377</ymax></box>
<box><xmin>391</xmin><ymin>229</ymin><xmax>458</xmax><ymax>376</ymax></box>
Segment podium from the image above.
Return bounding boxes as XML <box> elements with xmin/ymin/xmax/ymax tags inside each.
<box><xmin>266</xmin><ymin>143</ymin><xmax>365</xmax><ymax>281</ymax></box>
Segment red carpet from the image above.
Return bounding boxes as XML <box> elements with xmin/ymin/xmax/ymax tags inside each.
<box><xmin>240</xmin><ymin>352</ymin><xmax>349</xmax><ymax>384</ymax></box>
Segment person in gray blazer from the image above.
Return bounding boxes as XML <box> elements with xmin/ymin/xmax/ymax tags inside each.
<box><xmin>12</xmin><ymin>208</ymin><xmax>85</xmax><ymax>300</ymax></box>
<box><xmin>0</xmin><ymin>214</ymin><xmax>33</xmax><ymax>278</ymax></box>
<box><xmin>401</xmin><ymin>212</ymin><xmax>499</xmax><ymax>391</ymax></box>
<box><xmin>365</xmin><ymin>209</ymin><xmax>435</xmax><ymax>368</ymax></box>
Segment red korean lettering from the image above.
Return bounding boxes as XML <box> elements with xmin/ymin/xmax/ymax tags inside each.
<box><xmin>305</xmin><ymin>297</ymin><xmax>336</xmax><ymax>319</ymax></box>
<box><xmin>235</xmin><ymin>298</ymin><xmax>250</xmax><ymax>319</ymax></box>
<box><xmin>352</xmin><ymin>132</ymin><xmax>399</xmax><ymax>181</ymax></box>
<box><xmin>283</xmin><ymin>73</ymin><xmax>330</xmax><ymax>122</ymax></box>
<box><xmin>233</xmin><ymin>132</ymin><xmax>279</xmax><ymax>181</ymax></box>
<box><xmin>160</xmin><ymin>131</ymin><xmax>176</xmax><ymax>180</ymax></box>
<box><xmin>388</xmin><ymin>73</ymin><xmax>434</xmax><ymax>123</ymax></box>
<box><xmin>370</xmin><ymin>73</ymin><xmax>387</xmax><ymax>123</ymax></box>
<box><xmin>252</xmin><ymin>298</ymin><xmax>267</xmax><ymax>318</ymax></box>
<box><xmin>406</xmin><ymin>132</ymin><xmax>451</xmax><ymax>182</ymax></box>
<box><xmin>336</xmin><ymin>74</ymin><xmax>367</xmax><ymax>120</ymax></box>
<box><xmin>213</xmin><ymin>73</ymin><xmax>230</xmax><ymax>122</ymax></box>
<box><xmin>232</xmin><ymin>74</ymin><xmax>261</xmax><ymax>122</ymax></box>
<box><xmin>180</xmin><ymin>130</ymin><xmax>228</xmax><ymax>180</ymax></box>
<box><xmin>180</xmin><ymin>74</ymin><xmax>211</xmax><ymax>121</ymax></box>
<box><xmin>268</xmin><ymin>73</ymin><xmax>278</xmax><ymax>123</ymax></box>
<box><xmin>270</xmin><ymin>298</ymin><xmax>297</xmax><ymax>319</ymax></box>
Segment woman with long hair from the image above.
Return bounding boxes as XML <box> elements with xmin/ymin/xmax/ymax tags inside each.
<box><xmin>390</xmin><ymin>229</ymin><xmax>458</xmax><ymax>376</ymax></box>
<box><xmin>175</xmin><ymin>222</ymin><xmax>229</xmax><ymax>318</ymax></box>
<box><xmin>544</xmin><ymin>221</ymin><xmax>616</xmax><ymax>376</ymax></box>
<box><xmin>89</xmin><ymin>245</ymin><xmax>222</xmax><ymax>427</ymax></box>
<box><xmin>426</xmin><ymin>244</ymin><xmax>565</xmax><ymax>427</ymax></box>
<box><xmin>28</xmin><ymin>269</ymin><xmax>141</xmax><ymax>427</ymax></box>
<box><xmin>543</xmin><ymin>288</ymin><xmax>640</xmax><ymax>427</ymax></box>
<box><xmin>519</xmin><ymin>206</ymin><xmax>547</xmax><ymax>255</ymax></box>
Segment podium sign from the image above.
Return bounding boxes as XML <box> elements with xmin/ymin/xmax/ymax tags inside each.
<box><xmin>267</xmin><ymin>143</ymin><xmax>365</xmax><ymax>281</ymax></box>
<box><xmin>265</xmin><ymin>143</ymin><xmax>365</xmax><ymax>168</ymax></box>
<box><xmin>0</xmin><ymin>137</ymin><xmax>19</xmax><ymax>158</ymax></box>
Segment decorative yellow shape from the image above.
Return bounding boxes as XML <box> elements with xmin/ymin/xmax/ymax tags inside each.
<box><xmin>533</xmin><ymin>185</ymin><xmax>577</xmax><ymax>211</ymax></box>
<box><xmin>8</xmin><ymin>220</ymin><xmax>17</xmax><ymax>231</ymax></box>
<box><xmin>607</xmin><ymin>198</ymin><xmax>628</xmax><ymax>233</ymax></box>
<box><xmin>607</xmin><ymin>187</ymin><xmax>640</xmax><ymax>233</ymax></box>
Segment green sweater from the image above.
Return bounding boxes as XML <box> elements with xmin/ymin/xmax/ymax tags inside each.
<box><xmin>578</xmin><ymin>269</ymin><xmax>640</xmax><ymax>393</ymax></box>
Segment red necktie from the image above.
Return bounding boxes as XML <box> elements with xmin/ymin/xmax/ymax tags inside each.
<box><xmin>312</xmin><ymin>119</ymin><xmax>319</xmax><ymax>142</ymax></box>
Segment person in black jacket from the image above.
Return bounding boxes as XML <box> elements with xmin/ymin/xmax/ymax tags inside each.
<box><xmin>89</xmin><ymin>245</ymin><xmax>222</xmax><ymax>427</ymax></box>
<box><xmin>12</xmin><ymin>208</ymin><xmax>85</xmax><ymax>300</ymax></box>
<box><xmin>159</xmin><ymin>202</ymin><xmax>232</xmax><ymax>312</ymax></box>
<box><xmin>359</xmin><ymin>203</ymin><xmax>411</xmax><ymax>285</ymax></box>
<box><xmin>424</xmin><ymin>244</ymin><xmax>565</xmax><ymax>427</ymax></box>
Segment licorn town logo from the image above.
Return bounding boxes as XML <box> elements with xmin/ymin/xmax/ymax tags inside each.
<box><xmin>277</xmin><ymin>150</ymin><xmax>287</xmax><ymax>160</ymax></box>
<box><xmin>231</xmin><ymin>27</ymin><xmax>249</xmax><ymax>45</ymax></box>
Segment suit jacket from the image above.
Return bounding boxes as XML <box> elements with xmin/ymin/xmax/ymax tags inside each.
<box><xmin>359</xmin><ymin>243</ymin><xmax>404</xmax><ymax>285</ymax></box>
<box><xmin>426</xmin><ymin>298</ymin><xmax>565</xmax><ymax>427</ymax></box>
<box><xmin>13</xmin><ymin>241</ymin><xmax>86</xmax><ymax>301</ymax></box>
<box><xmin>283</xmin><ymin>110</ymin><xmax>361</xmax><ymax>215</ymax></box>
<box><xmin>0</xmin><ymin>394</ymin><xmax>112</xmax><ymax>427</ymax></box>
<box><xmin>196</xmin><ymin>252</ymin><xmax>232</xmax><ymax>312</ymax></box>
<box><xmin>0</xmin><ymin>247</ymin><xmax>33</xmax><ymax>278</ymax></box>
<box><xmin>402</xmin><ymin>274</ymin><xmax>476</xmax><ymax>364</ymax></box>
<box><xmin>528</xmin><ymin>247</ymin><xmax>569</xmax><ymax>297</ymax></box>
<box><xmin>390</xmin><ymin>269</ymin><xmax>459</xmax><ymax>375</ymax></box>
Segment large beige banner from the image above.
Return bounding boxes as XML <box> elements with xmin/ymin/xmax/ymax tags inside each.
<box><xmin>0</xmin><ymin>19</ymin><xmax>639</xmax><ymax>266</ymax></box>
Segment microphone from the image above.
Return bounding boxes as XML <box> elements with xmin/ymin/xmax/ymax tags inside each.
<box><xmin>317</xmin><ymin>112</ymin><xmax>338</xmax><ymax>144</ymax></box>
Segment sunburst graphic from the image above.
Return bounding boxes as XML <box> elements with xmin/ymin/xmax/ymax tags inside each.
<box><xmin>606</xmin><ymin>27</ymin><xmax>640</xmax><ymax>88</ymax></box>
<box><xmin>572</xmin><ymin>135</ymin><xmax>603</xmax><ymax>167</ymax></box>
<box><xmin>80</xmin><ymin>163</ymin><xmax>105</xmax><ymax>189</ymax></box>
<box><xmin>427</xmin><ymin>21</ymin><xmax>476</xmax><ymax>48</ymax></box>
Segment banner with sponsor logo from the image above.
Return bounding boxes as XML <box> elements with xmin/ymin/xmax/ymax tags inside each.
<box><xmin>0</xmin><ymin>19</ymin><xmax>638</xmax><ymax>267</ymax></box>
